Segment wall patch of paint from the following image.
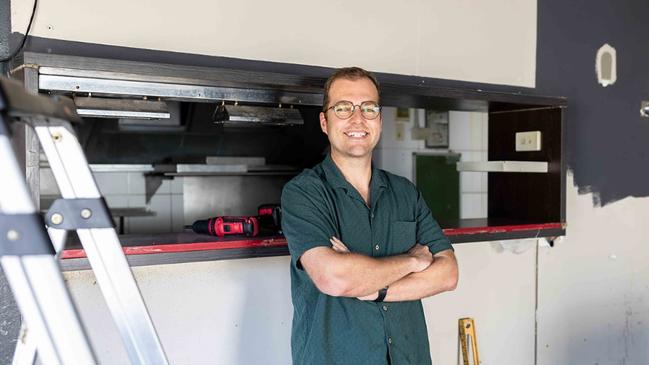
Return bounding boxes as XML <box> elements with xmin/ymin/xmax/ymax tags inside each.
<box><xmin>537</xmin><ymin>0</ymin><xmax>649</xmax><ymax>206</ymax></box>
<box><xmin>596</xmin><ymin>44</ymin><xmax>616</xmax><ymax>87</ymax></box>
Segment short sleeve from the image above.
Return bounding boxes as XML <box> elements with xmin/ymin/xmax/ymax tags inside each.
<box><xmin>281</xmin><ymin>179</ymin><xmax>338</xmax><ymax>269</ymax></box>
<box><xmin>414</xmin><ymin>190</ymin><xmax>453</xmax><ymax>255</ymax></box>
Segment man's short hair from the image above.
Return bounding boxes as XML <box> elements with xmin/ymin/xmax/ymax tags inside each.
<box><xmin>322</xmin><ymin>67</ymin><xmax>380</xmax><ymax>112</ymax></box>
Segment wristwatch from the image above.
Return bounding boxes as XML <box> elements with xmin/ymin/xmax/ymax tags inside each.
<box><xmin>374</xmin><ymin>286</ymin><xmax>389</xmax><ymax>302</ymax></box>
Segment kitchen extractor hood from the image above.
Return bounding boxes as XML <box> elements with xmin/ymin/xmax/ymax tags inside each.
<box><xmin>211</xmin><ymin>104</ymin><xmax>303</xmax><ymax>126</ymax></box>
<box><xmin>73</xmin><ymin>96</ymin><xmax>171</xmax><ymax>119</ymax></box>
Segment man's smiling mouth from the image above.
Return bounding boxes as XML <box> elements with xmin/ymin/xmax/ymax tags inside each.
<box><xmin>344</xmin><ymin>131</ymin><xmax>368</xmax><ymax>138</ymax></box>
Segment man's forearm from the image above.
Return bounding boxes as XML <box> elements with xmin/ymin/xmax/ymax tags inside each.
<box><xmin>381</xmin><ymin>250</ymin><xmax>458</xmax><ymax>302</ymax></box>
<box><xmin>319</xmin><ymin>251</ymin><xmax>419</xmax><ymax>297</ymax></box>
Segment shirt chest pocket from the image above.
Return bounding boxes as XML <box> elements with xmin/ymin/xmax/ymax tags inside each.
<box><xmin>390</xmin><ymin>221</ymin><xmax>417</xmax><ymax>253</ymax></box>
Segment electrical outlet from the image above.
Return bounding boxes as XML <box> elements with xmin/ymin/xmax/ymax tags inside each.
<box><xmin>515</xmin><ymin>131</ymin><xmax>542</xmax><ymax>151</ymax></box>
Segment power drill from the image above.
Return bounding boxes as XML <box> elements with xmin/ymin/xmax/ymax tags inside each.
<box><xmin>188</xmin><ymin>204</ymin><xmax>281</xmax><ymax>237</ymax></box>
<box><xmin>190</xmin><ymin>216</ymin><xmax>259</xmax><ymax>237</ymax></box>
<box><xmin>256</xmin><ymin>204</ymin><xmax>282</xmax><ymax>234</ymax></box>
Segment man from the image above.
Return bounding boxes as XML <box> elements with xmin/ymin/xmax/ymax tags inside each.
<box><xmin>281</xmin><ymin>67</ymin><xmax>458</xmax><ymax>365</ymax></box>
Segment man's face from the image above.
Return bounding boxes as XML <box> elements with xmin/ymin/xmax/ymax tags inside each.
<box><xmin>319</xmin><ymin>77</ymin><xmax>382</xmax><ymax>160</ymax></box>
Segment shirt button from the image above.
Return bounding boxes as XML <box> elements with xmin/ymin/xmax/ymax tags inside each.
<box><xmin>375</xmin><ymin>244</ymin><xmax>380</xmax><ymax>250</ymax></box>
<box><xmin>388</xmin><ymin>337</ymin><xmax>392</xmax><ymax>345</ymax></box>
<box><xmin>382</xmin><ymin>305</ymin><xmax>388</xmax><ymax>311</ymax></box>
<box><xmin>371</xmin><ymin>213</ymin><xmax>375</xmax><ymax>219</ymax></box>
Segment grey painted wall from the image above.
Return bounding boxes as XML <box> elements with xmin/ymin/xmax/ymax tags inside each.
<box><xmin>536</xmin><ymin>0</ymin><xmax>649</xmax><ymax>206</ymax></box>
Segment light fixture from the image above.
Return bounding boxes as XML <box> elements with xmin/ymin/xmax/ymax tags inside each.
<box><xmin>211</xmin><ymin>104</ymin><xmax>303</xmax><ymax>126</ymax></box>
<box><xmin>74</xmin><ymin>96</ymin><xmax>170</xmax><ymax>119</ymax></box>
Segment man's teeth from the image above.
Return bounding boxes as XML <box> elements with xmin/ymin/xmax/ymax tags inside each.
<box><xmin>346</xmin><ymin>132</ymin><xmax>367</xmax><ymax>137</ymax></box>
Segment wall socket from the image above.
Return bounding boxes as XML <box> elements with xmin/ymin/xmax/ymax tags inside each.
<box><xmin>515</xmin><ymin>131</ymin><xmax>542</xmax><ymax>151</ymax></box>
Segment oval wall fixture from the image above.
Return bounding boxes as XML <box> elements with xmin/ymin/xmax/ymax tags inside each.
<box><xmin>641</xmin><ymin>101</ymin><xmax>649</xmax><ymax>118</ymax></box>
<box><xmin>596</xmin><ymin>43</ymin><xmax>617</xmax><ymax>87</ymax></box>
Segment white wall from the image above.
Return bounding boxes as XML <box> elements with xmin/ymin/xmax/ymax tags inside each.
<box><xmin>10</xmin><ymin>0</ymin><xmax>537</xmax><ymax>87</ymax></box>
<box><xmin>425</xmin><ymin>240</ymin><xmax>537</xmax><ymax>365</ymax></box>
<box><xmin>64</xmin><ymin>243</ymin><xmax>538</xmax><ymax>365</ymax></box>
<box><xmin>537</xmin><ymin>177</ymin><xmax>649</xmax><ymax>365</ymax></box>
<box><xmin>64</xmin><ymin>257</ymin><xmax>293</xmax><ymax>365</ymax></box>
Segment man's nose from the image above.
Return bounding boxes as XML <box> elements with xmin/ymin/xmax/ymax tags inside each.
<box><xmin>349</xmin><ymin>107</ymin><xmax>365</xmax><ymax>123</ymax></box>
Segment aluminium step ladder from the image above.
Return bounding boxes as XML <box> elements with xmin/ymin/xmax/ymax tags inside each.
<box><xmin>0</xmin><ymin>77</ymin><xmax>169</xmax><ymax>365</ymax></box>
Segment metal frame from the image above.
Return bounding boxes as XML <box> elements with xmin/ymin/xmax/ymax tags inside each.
<box><xmin>40</xmin><ymin>74</ymin><xmax>324</xmax><ymax>106</ymax></box>
<box><xmin>1</xmin><ymin>114</ymin><xmax>96</xmax><ymax>365</ymax></box>
<box><xmin>33</xmin><ymin>121</ymin><xmax>169</xmax><ymax>365</ymax></box>
<box><xmin>1</xmin><ymin>78</ymin><xmax>168</xmax><ymax>364</ymax></box>
<box><xmin>18</xmin><ymin>52</ymin><xmax>566</xmax><ymax>110</ymax></box>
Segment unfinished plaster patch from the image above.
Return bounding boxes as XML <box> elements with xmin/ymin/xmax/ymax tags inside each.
<box><xmin>596</xmin><ymin>44</ymin><xmax>617</xmax><ymax>87</ymax></box>
<box><xmin>490</xmin><ymin>239</ymin><xmax>536</xmax><ymax>254</ymax></box>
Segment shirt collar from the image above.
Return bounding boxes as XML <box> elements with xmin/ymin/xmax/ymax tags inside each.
<box><xmin>322</xmin><ymin>153</ymin><xmax>388</xmax><ymax>192</ymax></box>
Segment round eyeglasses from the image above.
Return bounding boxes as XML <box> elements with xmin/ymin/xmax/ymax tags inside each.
<box><xmin>325</xmin><ymin>100</ymin><xmax>382</xmax><ymax>120</ymax></box>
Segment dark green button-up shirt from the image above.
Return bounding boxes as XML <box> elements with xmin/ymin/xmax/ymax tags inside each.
<box><xmin>281</xmin><ymin>154</ymin><xmax>452</xmax><ymax>365</ymax></box>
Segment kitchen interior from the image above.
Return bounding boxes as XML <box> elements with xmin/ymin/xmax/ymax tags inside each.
<box><xmin>28</xmin><ymin>52</ymin><xmax>563</xmax><ymax>265</ymax></box>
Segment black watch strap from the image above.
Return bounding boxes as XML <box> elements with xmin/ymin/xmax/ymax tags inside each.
<box><xmin>374</xmin><ymin>286</ymin><xmax>388</xmax><ymax>302</ymax></box>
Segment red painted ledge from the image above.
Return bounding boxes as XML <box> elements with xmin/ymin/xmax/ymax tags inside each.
<box><xmin>60</xmin><ymin>222</ymin><xmax>564</xmax><ymax>259</ymax></box>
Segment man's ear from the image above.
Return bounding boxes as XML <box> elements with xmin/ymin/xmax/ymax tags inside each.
<box><xmin>319</xmin><ymin>112</ymin><xmax>328</xmax><ymax>135</ymax></box>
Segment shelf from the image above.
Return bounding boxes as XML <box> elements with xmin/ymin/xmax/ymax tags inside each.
<box><xmin>60</xmin><ymin>233</ymin><xmax>288</xmax><ymax>271</ymax></box>
<box><xmin>456</xmin><ymin>161</ymin><xmax>548</xmax><ymax>173</ymax></box>
<box><xmin>59</xmin><ymin>221</ymin><xmax>565</xmax><ymax>270</ymax></box>
<box><xmin>437</xmin><ymin>218</ymin><xmax>565</xmax><ymax>243</ymax></box>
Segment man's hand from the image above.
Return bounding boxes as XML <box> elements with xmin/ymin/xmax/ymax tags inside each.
<box><xmin>407</xmin><ymin>243</ymin><xmax>434</xmax><ymax>272</ymax></box>
<box><xmin>379</xmin><ymin>249</ymin><xmax>457</xmax><ymax>302</ymax></box>
<box><xmin>330</xmin><ymin>237</ymin><xmax>350</xmax><ymax>253</ymax></box>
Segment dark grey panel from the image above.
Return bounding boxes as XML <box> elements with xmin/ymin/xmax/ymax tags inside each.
<box><xmin>537</xmin><ymin>0</ymin><xmax>649</xmax><ymax>205</ymax></box>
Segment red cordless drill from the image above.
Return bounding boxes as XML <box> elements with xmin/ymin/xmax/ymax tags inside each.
<box><xmin>257</xmin><ymin>204</ymin><xmax>282</xmax><ymax>234</ymax></box>
<box><xmin>188</xmin><ymin>204</ymin><xmax>281</xmax><ymax>237</ymax></box>
<box><xmin>190</xmin><ymin>216</ymin><xmax>259</xmax><ymax>237</ymax></box>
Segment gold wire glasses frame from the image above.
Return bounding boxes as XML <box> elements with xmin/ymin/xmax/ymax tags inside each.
<box><xmin>325</xmin><ymin>100</ymin><xmax>382</xmax><ymax>120</ymax></box>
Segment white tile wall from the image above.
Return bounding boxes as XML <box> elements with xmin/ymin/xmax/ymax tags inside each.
<box><xmin>376</xmin><ymin>108</ymin><xmax>488</xmax><ymax>219</ymax></box>
<box><xmin>104</xmin><ymin>195</ymin><xmax>129</xmax><ymax>207</ymax></box>
<box><xmin>127</xmin><ymin>194</ymin><xmax>173</xmax><ymax>234</ymax></box>
<box><xmin>171</xmin><ymin>194</ymin><xmax>185</xmax><ymax>232</ymax></box>
<box><xmin>375</xmin><ymin>107</ymin><xmax>426</xmax><ymax>181</ymax></box>
<box><xmin>449</xmin><ymin>111</ymin><xmax>488</xmax><ymax>219</ymax></box>
<box><xmin>460</xmin><ymin>193</ymin><xmax>483</xmax><ymax>219</ymax></box>
<box><xmin>93</xmin><ymin>172</ymin><xmax>130</xmax><ymax>195</ymax></box>
<box><xmin>41</xmin><ymin>168</ymin><xmax>184</xmax><ymax>234</ymax></box>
